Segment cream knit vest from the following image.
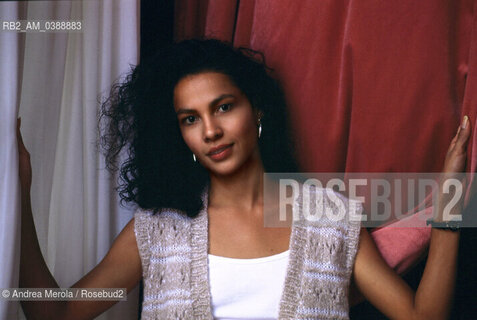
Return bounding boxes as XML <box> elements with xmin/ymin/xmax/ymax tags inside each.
<box><xmin>134</xmin><ymin>185</ymin><xmax>362</xmax><ymax>319</ymax></box>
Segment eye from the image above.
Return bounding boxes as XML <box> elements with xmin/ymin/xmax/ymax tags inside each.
<box><xmin>182</xmin><ymin>115</ymin><xmax>197</xmax><ymax>125</ymax></box>
<box><xmin>218</xmin><ymin>103</ymin><xmax>232</xmax><ymax>112</ymax></box>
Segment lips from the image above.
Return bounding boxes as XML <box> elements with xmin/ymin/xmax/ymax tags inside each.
<box><xmin>207</xmin><ymin>144</ymin><xmax>233</xmax><ymax>156</ymax></box>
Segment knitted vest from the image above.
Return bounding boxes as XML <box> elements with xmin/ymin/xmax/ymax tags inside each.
<box><xmin>134</xmin><ymin>186</ymin><xmax>362</xmax><ymax>319</ymax></box>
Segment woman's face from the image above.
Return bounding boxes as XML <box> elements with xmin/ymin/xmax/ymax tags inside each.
<box><xmin>173</xmin><ymin>71</ymin><xmax>261</xmax><ymax>176</ymax></box>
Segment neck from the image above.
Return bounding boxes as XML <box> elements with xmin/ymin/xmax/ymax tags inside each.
<box><xmin>208</xmin><ymin>148</ymin><xmax>266</xmax><ymax>211</ymax></box>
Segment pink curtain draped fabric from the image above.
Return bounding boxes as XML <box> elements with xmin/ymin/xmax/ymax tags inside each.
<box><xmin>174</xmin><ymin>0</ymin><xmax>477</xmax><ymax>273</ymax></box>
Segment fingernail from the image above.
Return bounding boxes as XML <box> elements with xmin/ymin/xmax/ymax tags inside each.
<box><xmin>462</xmin><ymin>115</ymin><xmax>468</xmax><ymax>129</ymax></box>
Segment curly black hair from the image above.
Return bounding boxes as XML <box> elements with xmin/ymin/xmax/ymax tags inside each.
<box><xmin>99</xmin><ymin>38</ymin><xmax>299</xmax><ymax>217</ymax></box>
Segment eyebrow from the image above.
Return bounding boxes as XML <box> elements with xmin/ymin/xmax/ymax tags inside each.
<box><xmin>176</xmin><ymin>94</ymin><xmax>235</xmax><ymax>115</ymax></box>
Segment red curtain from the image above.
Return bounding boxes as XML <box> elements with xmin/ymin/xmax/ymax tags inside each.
<box><xmin>175</xmin><ymin>0</ymin><xmax>476</xmax><ymax>171</ymax></box>
<box><xmin>174</xmin><ymin>0</ymin><xmax>477</xmax><ymax>273</ymax></box>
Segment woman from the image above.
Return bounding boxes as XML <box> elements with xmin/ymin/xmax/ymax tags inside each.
<box><xmin>18</xmin><ymin>39</ymin><xmax>470</xmax><ymax>319</ymax></box>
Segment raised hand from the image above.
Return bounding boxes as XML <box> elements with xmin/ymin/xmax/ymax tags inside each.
<box><xmin>436</xmin><ymin>115</ymin><xmax>472</xmax><ymax>222</ymax></box>
<box><xmin>442</xmin><ymin>115</ymin><xmax>471</xmax><ymax>174</ymax></box>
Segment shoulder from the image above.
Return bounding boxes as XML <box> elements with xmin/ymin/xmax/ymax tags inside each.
<box><xmin>133</xmin><ymin>207</ymin><xmax>195</xmax><ymax>277</ymax></box>
<box><xmin>133</xmin><ymin>207</ymin><xmax>194</xmax><ymax>247</ymax></box>
<box><xmin>134</xmin><ymin>207</ymin><xmax>192</xmax><ymax>229</ymax></box>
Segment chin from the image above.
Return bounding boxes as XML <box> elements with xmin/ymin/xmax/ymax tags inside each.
<box><xmin>206</xmin><ymin>160</ymin><xmax>243</xmax><ymax>177</ymax></box>
<box><xmin>208</xmin><ymin>166</ymin><xmax>238</xmax><ymax>177</ymax></box>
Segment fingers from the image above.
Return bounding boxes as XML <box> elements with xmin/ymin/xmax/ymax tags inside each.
<box><xmin>448</xmin><ymin>119</ymin><xmax>464</xmax><ymax>151</ymax></box>
<box><xmin>16</xmin><ymin>117</ymin><xmax>30</xmax><ymax>156</ymax></box>
<box><xmin>454</xmin><ymin>115</ymin><xmax>471</xmax><ymax>151</ymax></box>
<box><xmin>17</xmin><ymin>117</ymin><xmax>24</xmax><ymax>145</ymax></box>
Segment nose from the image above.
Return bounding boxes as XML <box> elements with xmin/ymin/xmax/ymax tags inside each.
<box><xmin>203</xmin><ymin>117</ymin><xmax>223</xmax><ymax>142</ymax></box>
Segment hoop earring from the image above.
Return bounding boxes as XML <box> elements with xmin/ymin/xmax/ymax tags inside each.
<box><xmin>193</xmin><ymin>154</ymin><xmax>197</xmax><ymax>162</ymax></box>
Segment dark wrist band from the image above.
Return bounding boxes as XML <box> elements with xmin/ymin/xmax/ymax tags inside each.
<box><xmin>426</xmin><ymin>218</ymin><xmax>461</xmax><ymax>232</ymax></box>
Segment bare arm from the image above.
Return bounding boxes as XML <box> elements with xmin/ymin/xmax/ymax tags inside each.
<box><xmin>18</xmin><ymin>119</ymin><xmax>142</xmax><ymax>320</ymax></box>
<box><xmin>349</xmin><ymin>225</ymin><xmax>431</xmax><ymax>307</ymax></box>
<box><xmin>64</xmin><ymin>216</ymin><xmax>142</xmax><ymax>319</ymax></box>
<box><xmin>20</xmin><ymin>192</ymin><xmax>142</xmax><ymax>320</ymax></box>
<box><xmin>19</xmin><ymin>191</ymin><xmax>62</xmax><ymax>319</ymax></box>
<box><xmin>352</xmin><ymin>116</ymin><xmax>470</xmax><ymax>319</ymax></box>
<box><xmin>353</xmin><ymin>227</ymin><xmax>459</xmax><ymax>320</ymax></box>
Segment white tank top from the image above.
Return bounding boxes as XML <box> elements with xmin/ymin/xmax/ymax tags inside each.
<box><xmin>207</xmin><ymin>250</ymin><xmax>290</xmax><ymax>319</ymax></box>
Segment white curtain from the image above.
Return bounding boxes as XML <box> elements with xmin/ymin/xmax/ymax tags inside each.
<box><xmin>0</xmin><ymin>2</ymin><xmax>26</xmax><ymax>319</ymax></box>
<box><xmin>0</xmin><ymin>1</ymin><xmax>141</xmax><ymax>319</ymax></box>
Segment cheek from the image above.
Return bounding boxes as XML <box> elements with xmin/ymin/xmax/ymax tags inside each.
<box><xmin>180</xmin><ymin>128</ymin><xmax>200</xmax><ymax>152</ymax></box>
<box><xmin>230</xmin><ymin>114</ymin><xmax>257</xmax><ymax>144</ymax></box>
